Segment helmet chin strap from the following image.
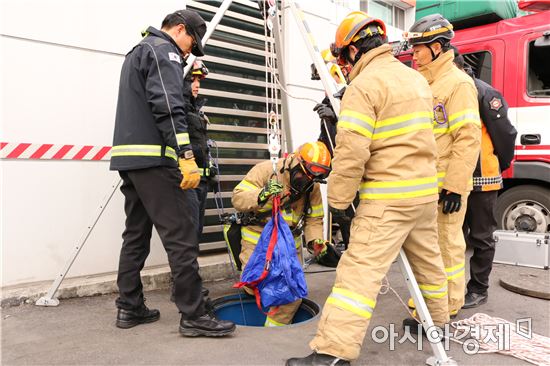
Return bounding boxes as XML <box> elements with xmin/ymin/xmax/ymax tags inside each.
<box><xmin>429</xmin><ymin>43</ymin><xmax>442</xmax><ymax>61</ymax></box>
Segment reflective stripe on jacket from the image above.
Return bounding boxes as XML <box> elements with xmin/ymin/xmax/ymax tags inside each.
<box><xmin>418</xmin><ymin>50</ymin><xmax>481</xmax><ymax>195</ymax></box>
<box><xmin>472</xmin><ymin>78</ymin><xmax>517</xmax><ymax>192</ymax></box>
<box><xmin>110</xmin><ymin>26</ymin><xmax>191</xmax><ymax>171</ymax></box>
<box><xmin>232</xmin><ymin>159</ymin><xmax>324</xmax><ymax>244</ymax></box>
<box><xmin>328</xmin><ymin>44</ymin><xmax>438</xmax><ymax>208</ymax></box>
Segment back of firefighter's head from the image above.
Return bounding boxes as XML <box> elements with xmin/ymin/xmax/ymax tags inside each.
<box><xmin>405</xmin><ymin>13</ymin><xmax>454</xmax><ymax>67</ymax></box>
<box><xmin>288</xmin><ymin>142</ymin><xmax>332</xmax><ymax>197</ymax></box>
<box><xmin>451</xmin><ymin>45</ymin><xmax>474</xmax><ymax>77</ymax></box>
<box><xmin>331</xmin><ymin>11</ymin><xmax>387</xmax><ymax>67</ymax></box>
<box><xmin>188</xmin><ymin>60</ymin><xmax>208</xmax><ymax>97</ymax></box>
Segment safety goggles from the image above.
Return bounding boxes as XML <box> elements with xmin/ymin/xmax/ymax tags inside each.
<box><xmin>330</xmin><ymin>42</ymin><xmax>349</xmax><ymax>67</ymax></box>
<box><xmin>300</xmin><ymin>160</ymin><xmax>331</xmax><ymax>181</ymax></box>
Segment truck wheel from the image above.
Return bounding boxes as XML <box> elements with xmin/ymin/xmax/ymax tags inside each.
<box><xmin>496</xmin><ymin>185</ymin><xmax>550</xmax><ymax>233</ymax></box>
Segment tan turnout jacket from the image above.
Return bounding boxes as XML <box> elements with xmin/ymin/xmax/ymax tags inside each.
<box><xmin>328</xmin><ymin>44</ymin><xmax>439</xmax><ymax>208</ymax></box>
<box><xmin>232</xmin><ymin>158</ymin><xmax>324</xmax><ymax>247</ymax></box>
<box><xmin>418</xmin><ymin>50</ymin><xmax>481</xmax><ymax>194</ymax></box>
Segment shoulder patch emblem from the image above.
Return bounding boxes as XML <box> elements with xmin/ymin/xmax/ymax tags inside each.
<box><xmin>489</xmin><ymin>97</ymin><xmax>502</xmax><ymax>111</ymax></box>
<box><xmin>168</xmin><ymin>52</ymin><xmax>181</xmax><ymax>64</ymax></box>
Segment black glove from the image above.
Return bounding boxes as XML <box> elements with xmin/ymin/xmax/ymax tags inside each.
<box><xmin>334</xmin><ymin>86</ymin><xmax>346</xmax><ymax>99</ymax></box>
<box><xmin>329</xmin><ymin>206</ymin><xmax>351</xmax><ymax>225</ymax></box>
<box><xmin>313</xmin><ymin>103</ymin><xmax>337</xmax><ymax>124</ymax></box>
<box><xmin>209</xmin><ymin>175</ymin><xmax>220</xmax><ymax>193</ymax></box>
<box><xmin>438</xmin><ymin>189</ymin><xmax>462</xmax><ymax>214</ymax></box>
<box><xmin>207</xmin><ymin>165</ymin><xmax>219</xmax><ymax>193</ymax></box>
<box><xmin>209</xmin><ymin>165</ymin><xmax>218</xmax><ymax>178</ymax></box>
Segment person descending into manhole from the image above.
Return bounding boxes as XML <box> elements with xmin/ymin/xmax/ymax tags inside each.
<box><xmin>231</xmin><ymin>142</ymin><xmax>333</xmax><ymax>326</ymax></box>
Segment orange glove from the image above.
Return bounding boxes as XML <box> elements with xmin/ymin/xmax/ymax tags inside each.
<box><xmin>178</xmin><ymin>158</ymin><xmax>200</xmax><ymax>190</ymax></box>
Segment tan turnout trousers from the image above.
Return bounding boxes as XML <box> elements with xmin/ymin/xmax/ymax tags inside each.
<box><xmin>437</xmin><ymin>193</ymin><xmax>469</xmax><ymax>313</ymax></box>
<box><xmin>310</xmin><ymin>201</ymin><xmax>449</xmax><ymax>360</ymax></box>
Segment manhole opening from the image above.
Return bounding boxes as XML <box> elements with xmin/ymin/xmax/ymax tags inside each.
<box><xmin>212</xmin><ymin>294</ymin><xmax>320</xmax><ymax>327</ymax></box>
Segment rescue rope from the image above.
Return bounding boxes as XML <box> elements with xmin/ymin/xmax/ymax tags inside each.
<box><xmin>209</xmin><ymin>140</ymin><xmax>248</xmax><ymax>324</ymax></box>
<box><xmin>209</xmin><ymin>139</ymin><xmax>224</xmax><ymax>217</ymax></box>
<box><xmin>381</xmin><ymin>274</ymin><xmax>550</xmax><ymax>365</ymax></box>
<box><xmin>450</xmin><ymin>313</ymin><xmax>550</xmax><ymax>365</ymax></box>
<box><xmin>263</xmin><ymin>2</ymin><xmax>282</xmax><ymax>175</ymax></box>
<box><xmin>265</xmin><ymin>57</ymin><xmax>320</xmax><ymax>104</ymax></box>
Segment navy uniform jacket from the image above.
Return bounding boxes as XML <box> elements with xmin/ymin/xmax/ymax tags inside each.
<box><xmin>472</xmin><ymin>77</ymin><xmax>517</xmax><ymax>191</ymax></box>
<box><xmin>110</xmin><ymin>27</ymin><xmax>192</xmax><ymax>171</ymax></box>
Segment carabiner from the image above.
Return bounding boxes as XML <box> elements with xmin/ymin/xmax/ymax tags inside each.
<box><xmin>433</xmin><ymin>103</ymin><xmax>448</xmax><ymax>125</ymax></box>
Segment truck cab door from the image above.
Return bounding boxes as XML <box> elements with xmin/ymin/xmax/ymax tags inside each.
<box><xmin>515</xmin><ymin>31</ymin><xmax>550</xmax><ymax>164</ymax></box>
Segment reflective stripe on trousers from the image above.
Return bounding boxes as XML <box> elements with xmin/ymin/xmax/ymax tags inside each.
<box><xmin>326</xmin><ymin>287</ymin><xmax>376</xmax><ymax>319</ymax></box>
<box><xmin>264</xmin><ymin>316</ymin><xmax>285</xmax><ymax>327</ymax></box>
<box><xmin>446</xmin><ymin>262</ymin><xmax>465</xmax><ymax>281</ymax></box>
<box><xmin>419</xmin><ymin>282</ymin><xmax>448</xmax><ymax>299</ymax></box>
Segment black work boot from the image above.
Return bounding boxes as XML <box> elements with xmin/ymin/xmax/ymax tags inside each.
<box><xmin>285</xmin><ymin>352</ymin><xmax>350</xmax><ymax>366</ymax></box>
<box><xmin>402</xmin><ymin>317</ymin><xmax>425</xmax><ymax>336</ymax></box>
<box><xmin>462</xmin><ymin>292</ymin><xmax>488</xmax><ymax>309</ymax></box>
<box><xmin>403</xmin><ymin>317</ymin><xmax>446</xmax><ymax>341</ymax></box>
<box><xmin>116</xmin><ymin>304</ymin><xmax>160</xmax><ymax>329</ymax></box>
<box><xmin>179</xmin><ymin>313</ymin><xmax>236</xmax><ymax>337</ymax></box>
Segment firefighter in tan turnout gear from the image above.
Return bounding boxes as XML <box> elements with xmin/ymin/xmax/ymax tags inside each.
<box><xmin>405</xmin><ymin>14</ymin><xmax>482</xmax><ymax>317</ymax></box>
<box><xmin>286</xmin><ymin>11</ymin><xmax>449</xmax><ymax>365</ymax></box>
<box><xmin>232</xmin><ymin>142</ymin><xmax>331</xmax><ymax>327</ymax></box>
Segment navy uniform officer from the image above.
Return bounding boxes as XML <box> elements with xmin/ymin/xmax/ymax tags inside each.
<box><xmin>110</xmin><ymin>9</ymin><xmax>235</xmax><ymax>337</ymax></box>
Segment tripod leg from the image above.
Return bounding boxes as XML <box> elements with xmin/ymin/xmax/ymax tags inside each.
<box><xmin>35</xmin><ymin>178</ymin><xmax>122</xmax><ymax>307</ymax></box>
<box><xmin>397</xmin><ymin>249</ymin><xmax>457</xmax><ymax>366</ymax></box>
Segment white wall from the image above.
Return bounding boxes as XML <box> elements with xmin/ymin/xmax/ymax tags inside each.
<box><xmin>1</xmin><ymin>0</ymin><xmax>190</xmax><ymax>287</ymax></box>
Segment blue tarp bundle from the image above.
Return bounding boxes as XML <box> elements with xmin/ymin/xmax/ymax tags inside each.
<box><xmin>234</xmin><ymin>196</ymin><xmax>307</xmax><ymax>309</ymax></box>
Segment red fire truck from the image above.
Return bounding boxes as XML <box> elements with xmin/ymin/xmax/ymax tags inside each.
<box><xmin>398</xmin><ymin>9</ymin><xmax>550</xmax><ymax>233</ymax></box>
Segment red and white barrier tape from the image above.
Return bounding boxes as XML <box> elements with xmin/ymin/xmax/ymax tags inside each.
<box><xmin>2</xmin><ymin>142</ymin><xmax>549</xmax><ymax>161</ymax></box>
<box><xmin>0</xmin><ymin>142</ymin><xmax>111</xmax><ymax>161</ymax></box>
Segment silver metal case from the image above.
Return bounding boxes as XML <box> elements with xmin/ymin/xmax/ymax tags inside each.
<box><xmin>493</xmin><ymin>230</ymin><xmax>549</xmax><ymax>269</ymax></box>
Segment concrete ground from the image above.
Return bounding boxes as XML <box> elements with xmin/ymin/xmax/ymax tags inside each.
<box><xmin>2</xmin><ymin>262</ymin><xmax>549</xmax><ymax>366</ymax></box>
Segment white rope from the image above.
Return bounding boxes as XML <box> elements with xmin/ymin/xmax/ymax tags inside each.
<box><xmin>451</xmin><ymin>313</ymin><xmax>550</xmax><ymax>366</ymax></box>
<box><xmin>380</xmin><ymin>275</ymin><xmax>415</xmax><ymax>318</ymax></box>
<box><xmin>266</xmin><ymin>57</ymin><xmax>320</xmax><ymax>104</ymax></box>
<box><xmin>263</xmin><ymin>3</ymin><xmax>281</xmax><ymax>174</ymax></box>
<box><xmin>382</xmin><ymin>275</ymin><xmax>550</xmax><ymax>365</ymax></box>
